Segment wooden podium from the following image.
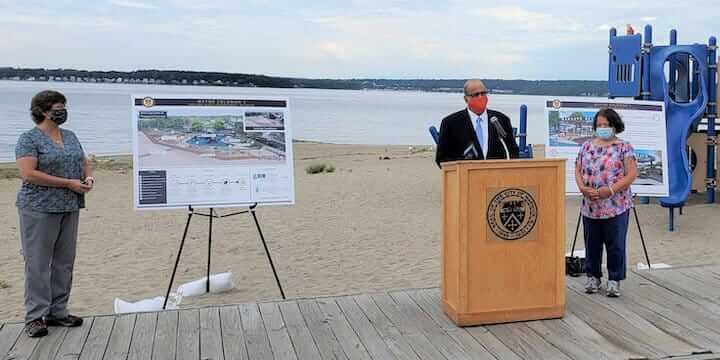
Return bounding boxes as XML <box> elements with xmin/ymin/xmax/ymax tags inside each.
<box><xmin>440</xmin><ymin>159</ymin><xmax>566</xmax><ymax>326</ymax></box>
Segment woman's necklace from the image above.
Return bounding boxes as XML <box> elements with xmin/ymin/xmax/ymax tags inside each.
<box><xmin>40</xmin><ymin>127</ymin><xmax>62</xmax><ymax>145</ymax></box>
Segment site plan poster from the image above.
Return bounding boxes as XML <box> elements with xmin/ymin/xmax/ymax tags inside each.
<box><xmin>132</xmin><ymin>95</ymin><xmax>295</xmax><ymax>209</ymax></box>
<box><xmin>545</xmin><ymin>99</ymin><xmax>669</xmax><ymax>197</ymax></box>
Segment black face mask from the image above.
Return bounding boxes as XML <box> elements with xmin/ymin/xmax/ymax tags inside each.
<box><xmin>49</xmin><ymin>109</ymin><xmax>67</xmax><ymax>125</ymax></box>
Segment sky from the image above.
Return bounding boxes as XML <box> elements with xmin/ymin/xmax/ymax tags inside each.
<box><xmin>0</xmin><ymin>0</ymin><xmax>717</xmax><ymax>80</ymax></box>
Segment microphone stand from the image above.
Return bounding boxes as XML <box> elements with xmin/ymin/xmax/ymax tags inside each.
<box><xmin>490</xmin><ymin>116</ymin><xmax>511</xmax><ymax>160</ymax></box>
<box><xmin>499</xmin><ymin>138</ymin><xmax>511</xmax><ymax>160</ymax></box>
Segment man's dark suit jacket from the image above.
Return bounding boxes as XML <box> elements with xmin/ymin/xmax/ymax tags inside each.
<box><xmin>435</xmin><ymin>108</ymin><xmax>520</xmax><ymax>167</ymax></box>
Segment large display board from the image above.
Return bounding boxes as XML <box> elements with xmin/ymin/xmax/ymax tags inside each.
<box><xmin>132</xmin><ymin>95</ymin><xmax>295</xmax><ymax>209</ymax></box>
<box><xmin>545</xmin><ymin>99</ymin><xmax>669</xmax><ymax>196</ymax></box>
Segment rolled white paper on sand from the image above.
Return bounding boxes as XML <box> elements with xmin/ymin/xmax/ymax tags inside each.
<box><xmin>177</xmin><ymin>272</ymin><xmax>234</xmax><ymax>297</ymax></box>
<box><xmin>114</xmin><ymin>294</ymin><xmax>179</xmax><ymax>314</ymax></box>
<box><xmin>636</xmin><ymin>262</ymin><xmax>672</xmax><ymax>270</ymax></box>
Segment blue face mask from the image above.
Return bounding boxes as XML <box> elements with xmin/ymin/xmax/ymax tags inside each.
<box><xmin>595</xmin><ymin>127</ymin><xmax>614</xmax><ymax>139</ymax></box>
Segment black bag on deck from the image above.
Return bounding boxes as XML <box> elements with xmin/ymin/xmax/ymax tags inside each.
<box><xmin>565</xmin><ymin>213</ymin><xmax>585</xmax><ymax>277</ymax></box>
<box><xmin>565</xmin><ymin>256</ymin><xmax>585</xmax><ymax>277</ymax></box>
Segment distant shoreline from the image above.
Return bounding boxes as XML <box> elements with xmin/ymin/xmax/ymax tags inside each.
<box><xmin>0</xmin><ymin>79</ymin><xmax>603</xmax><ymax>97</ymax></box>
<box><xmin>0</xmin><ymin>67</ymin><xmax>609</xmax><ymax>96</ymax></box>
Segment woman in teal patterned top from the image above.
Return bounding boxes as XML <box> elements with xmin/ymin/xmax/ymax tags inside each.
<box><xmin>15</xmin><ymin>90</ymin><xmax>94</xmax><ymax>337</ymax></box>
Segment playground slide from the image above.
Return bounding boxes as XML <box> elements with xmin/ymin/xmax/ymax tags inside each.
<box><xmin>652</xmin><ymin>45</ymin><xmax>709</xmax><ymax>208</ymax></box>
<box><xmin>659</xmin><ymin>104</ymin><xmax>701</xmax><ymax>208</ymax></box>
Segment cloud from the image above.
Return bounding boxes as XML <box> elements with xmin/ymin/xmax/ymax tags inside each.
<box><xmin>480</xmin><ymin>6</ymin><xmax>549</xmax><ymax>23</ymax></box>
<box><xmin>472</xmin><ymin>6</ymin><xmax>586</xmax><ymax>34</ymax></box>
<box><xmin>318</xmin><ymin>41</ymin><xmax>350</xmax><ymax>60</ymax></box>
<box><xmin>0</xmin><ymin>0</ymin><xmax>714</xmax><ymax>79</ymax></box>
<box><xmin>0</xmin><ymin>13</ymin><xmax>119</xmax><ymax>28</ymax></box>
<box><xmin>110</xmin><ymin>0</ymin><xmax>158</xmax><ymax>9</ymax></box>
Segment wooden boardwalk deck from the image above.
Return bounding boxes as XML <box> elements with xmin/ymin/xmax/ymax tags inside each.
<box><xmin>2</xmin><ymin>265</ymin><xmax>720</xmax><ymax>359</ymax></box>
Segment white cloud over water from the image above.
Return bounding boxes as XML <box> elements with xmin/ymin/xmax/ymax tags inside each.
<box><xmin>110</xmin><ymin>0</ymin><xmax>158</xmax><ymax>9</ymax></box>
<box><xmin>0</xmin><ymin>0</ymin><xmax>717</xmax><ymax>79</ymax></box>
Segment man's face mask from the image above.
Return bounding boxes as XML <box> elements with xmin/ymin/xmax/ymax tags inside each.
<box><xmin>467</xmin><ymin>93</ymin><xmax>488</xmax><ymax>115</ymax></box>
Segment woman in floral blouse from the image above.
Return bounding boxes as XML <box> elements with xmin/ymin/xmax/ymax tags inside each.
<box><xmin>575</xmin><ymin>108</ymin><xmax>637</xmax><ymax>297</ymax></box>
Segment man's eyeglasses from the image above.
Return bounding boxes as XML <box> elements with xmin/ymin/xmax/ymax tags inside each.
<box><xmin>466</xmin><ymin>91</ymin><xmax>488</xmax><ymax>98</ymax></box>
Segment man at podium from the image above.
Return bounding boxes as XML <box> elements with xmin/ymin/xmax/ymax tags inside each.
<box><xmin>435</xmin><ymin>79</ymin><xmax>519</xmax><ymax>166</ymax></box>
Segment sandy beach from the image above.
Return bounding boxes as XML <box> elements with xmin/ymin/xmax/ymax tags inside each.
<box><xmin>1</xmin><ymin>142</ymin><xmax>719</xmax><ymax>322</ymax></box>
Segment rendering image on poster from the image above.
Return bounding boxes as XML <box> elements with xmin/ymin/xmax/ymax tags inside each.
<box><xmin>132</xmin><ymin>96</ymin><xmax>295</xmax><ymax>209</ymax></box>
<box><xmin>545</xmin><ymin>99</ymin><xmax>669</xmax><ymax>196</ymax></box>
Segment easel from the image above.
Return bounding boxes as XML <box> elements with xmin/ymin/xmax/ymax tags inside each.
<box><xmin>569</xmin><ymin>195</ymin><xmax>652</xmax><ymax>270</ymax></box>
<box><xmin>162</xmin><ymin>203</ymin><xmax>286</xmax><ymax>309</ymax></box>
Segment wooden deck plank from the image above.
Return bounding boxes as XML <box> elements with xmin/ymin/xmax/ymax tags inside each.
<box><xmin>679</xmin><ymin>266</ymin><xmax>720</xmax><ymax>284</ymax></box>
<box><xmin>613</xmin><ymin>276</ymin><xmax>720</xmax><ymax>351</ymax></box>
<box><xmin>127</xmin><ymin>312</ymin><xmax>157</xmax><ymax>360</ymax></box>
<box><xmin>200</xmin><ymin>307</ymin><xmax>225</xmax><ymax>360</ymax></box>
<box><xmin>259</xmin><ymin>302</ymin><xmax>297</xmax><ymax>360</ymax></box>
<box><xmin>566</xmin><ymin>284</ymin><xmax>684</xmax><ymax>358</ymax></box>
<box><xmin>79</xmin><ymin>316</ymin><xmax>116</xmax><ymax>360</ymax></box>
<box><xmin>370</xmin><ymin>293</ymin><xmax>446</xmax><ymax>360</ymax></box>
<box><xmin>462</xmin><ymin>326</ymin><xmax>523</xmax><ymax>360</ymax></box>
<box><xmin>487</xmin><ymin>322</ymin><xmax>573</xmax><ymax>360</ymax></box>
<box><xmin>176</xmin><ymin>309</ymin><xmax>199</xmax><ymax>360</ymax></box>
<box><xmin>670</xmin><ymin>270</ymin><xmax>720</xmax><ymax>299</ymax></box>
<box><xmin>388</xmin><ymin>291</ymin><xmax>475</xmax><ymax>360</ymax></box>
<box><xmin>352</xmin><ymin>294</ymin><xmax>420</xmax><ymax>360</ymax></box>
<box><xmin>526</xmin><ymin>313</ymin><xmax>639</xmax><ymax>360</ymax></box>
<box><xmin>654</xmin><ymin>351</ymin><xmax>720</xmax><ymax>360</ymax></box>
<box><xmin>422</xmin><ymin>289</ymin><xmax>523</xmax><ymax>360</ymax></box>
<box><xmin>705</xmin><ymin>265</ymin><xmax>720</xmax><ymax>278</ymax></box>
<box><xmin>30</xmin><ymin>327</ymin><xmax>67</xmax><ymax>360</ymax></box>
<box><xmin>6</xmin><ymin>264</ymin><xmax>720</xmax><ymax>360</ymax></box>
<box><xmin>151</xmin><ymin>311</ymin><xmax>178</xmax><ymax>360</ymax></box>
<box><xmin>682</xmin><ymin>266</ymin><xmax>720</xmax><ymax>281</ymax></box>
<box><xmin>635</xmin><ymin>269</ymin><xmax>720</xmax><ymax>315</ymax></box>
<box><xmin>334</xmin><ymin>296</ymin><xmax>396</xmax><ymax>360</ymax></box>
<box><xmin>624</xmin><ymin>274</ymin><xmax>720</xmax><ymax>338</ymax></box>
<box><xmin>406</xmin><ymin>289</ymin><xmax>496</xmax><ymax>360</ymax></box>
<box><xmin>679</xmin><ymin>267</ymin><xmax>720</xmax><ymax>298</ymax></box>
<box><xmin>103</xmin><ymin>314</ymin><xmax>136</xmax><ymax>360</ymax></box>
<box><xmin>277</xmin><ymin>301</ymin><xmax>321</xmax><ymax>360</ymax></box>
<box><xmin>238</xmin><ymin>303</ymin><xmax>273</xmax><ymax>360</ymax></box>
<box><xmin>0</xmin><ymin>323</ymin><xmax>24</xmax><ymax>358</ymax></box>
<box><xmin>219</xmin><ymin>306</ymin><xmax>249</xmax><ymax>360</ymax></box>
<box><xmin>297</xmin><ymin>299</ymin><xmax>349</xmax><ymax>360</ymax></box>
<box><xmin>567</xmin><ymin>277</ymin><xmax>707</xmax><ymax>355</ymax></box>
<box><xmin>5</xmin><ymin>327</ymin><xmax>40</xmax><ymax>360</ymax></box>
<box><xmin>54</xmin><ymin>317</ymin><xmax>94</xmax><ymax>360</ymax></box>
<box><xmin>315</xmin><ymin>299</ymin><xmax>371</xmax><ymax>360</ymax></box>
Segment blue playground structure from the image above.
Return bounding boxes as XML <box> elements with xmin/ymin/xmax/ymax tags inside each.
<box><xmin>429</xmin><ymin>25</ymin><xmax>717</xmax><ymax>232</ymax></box>
<box><xmin>608</xmin><ymin>25</ymin><xmax>718</xmax><ymax>231</ymax></box>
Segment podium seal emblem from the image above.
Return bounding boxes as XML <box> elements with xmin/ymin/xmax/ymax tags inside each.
<box><xmin>487</xmin><ymin>188</ymin><xmax>538</xmax><ymax>240</ymax></box>
<box><xmin>142</xmin><ymin>97</ymin><xmax>155</xmax><ymax>107</ymax></box>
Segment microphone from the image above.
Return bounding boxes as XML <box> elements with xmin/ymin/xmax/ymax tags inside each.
<box><xmin>490</xmin><ymin>116</ymin><xmax>507</xmax><ymax>138</ymax></box>
<box><xmin>463</xmin><ymin>143</ymin><xmax>478</xmax><ymax>159</ymax></box>
<box><xmin>490</xmin><ymin>116</ymin><xmax>511</xmax><ymax>160</ymax></box>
